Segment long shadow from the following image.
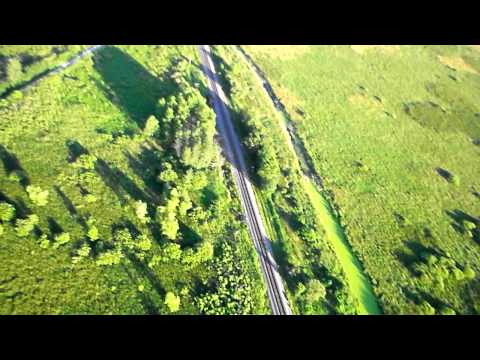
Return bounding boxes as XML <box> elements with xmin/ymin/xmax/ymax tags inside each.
<box><xmin>92</xmin><ymin>46</ymin><xmax>168</xmax><ymax>130</ymax></box>
<box><xmin>54</xmin><ymin>186</ymin><xmax>87</xmax><ymax>229</ymax></box>
<box><xmin>127</xmin><ymin>253</ymin><xmax>166</xmax><ymax>299</ymax></box>
<box><xmin>124</xmin><ymin>146</ymin><xmax>163</xmax><ymax>205</ymax></box>
<box><xmin>47</xmin><ymin>217</ymin><xmax>64</xmax><ymax>237</ymax></box>
<box><xmin>66</xmin><ymin>139</ymin><xmax>89</xmax><ymax>163</ymax></box>
<box><xmin>178</xmin><ymin>222</ymin><xmax>202</xmax><ymax>249</ymax></box>
<box><xmin>96</xmin><ymin>156</ymin><xmax>155</xmax><ymax>206</ymax></box>
<box><xmin>121</xmin><ymin>263</ymin><xmax>160</xmax><ymax>315</ymax></box>
<box><xmin>0</xmin><ymin>190</ymin><xmax>32</xmax><ymax>219</ymax></box>
<box><xmin>446</xmin><ymin>209</ymin><xmax>480</xmax><ymax>244</ymax></box>
<box><xmin>395</xmin><ymin>239</ymin><xmax>443</xmax><ymax>276</ymax></box>
<box><xmin>0</xmin><ymin>144</ymin><xmax>30</xmax><ymax>187</ymax></box>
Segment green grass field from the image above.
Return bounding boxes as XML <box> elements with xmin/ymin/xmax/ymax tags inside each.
<box><xmin>0</xmin><ymin>45</ymin><xmax>92</xmax><ymax>96</ymax></box>
<box><xmin>243</xmin><ymin>45</ymin><xmax>480</xmax><ymax>314</ymax></box>
<box><xmin>0</xmin><ymin>45</ymin><xmax>267</xmax><ymax>314</ymax></box>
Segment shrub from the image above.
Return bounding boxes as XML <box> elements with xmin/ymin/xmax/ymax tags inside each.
<box><xmin>84</xmin><ymin>194</ymin><xmax>97</xmax><ymax>203</ymax></box>
<box><xmin>8</xmin><ymin>90</ymin><xmax>23</xmax><ymax>102</ymax></box>
<box><xmin>39</xmin><ymin>235</ymin><xmax>50</xmax><ymax>249</ymax></box>
<box><xmin>72</xmin><ymin>243</ymin><xmax>91</xmax><ymax>264</ymax></box>
<box><xmin>162</xmin><ymin>242</ymin><xmax>182</xmax><ymax>261</ymax></box>
<box><xmin>73</xmin><ymin>154</ymin><xmax>97</xmax><ymax>171</ymax></box>
<box><xmin>0</xmin><ymin>224</ymin><xmax>3</xmax><ymax>236</ymax></box>
<box><xmin>439</xmin><ymin>306</ymin><xmax>456</xmax><ymax>315</ymax></box>
<box><xmin>96</xmin><ymin>248</ymin><xmax>124</xmax><ymax>266</ymax></box>
<box><xmin>15</xmin><ymin>214</ymin><xmax>39</xmax><ymax>237</ymax></box>
<box><xmin>452</xmin><ymin>268</ymin><xmax>465</xmax><ymax>281</ymax></box>
<box><xmin>463</xmin><ymin>266</ymin><xmax>476</xmax><ymax>280</ymax></box>
<box><xmin>0</xmin><ymin>202</ymin><xmax>15</xmax><ymax>222</ymax></box>
<box><xmin>87</xmin><ymin>225</ymin><xmax>99</xmax><ymax>241</ymax></box>
<box><xmin>135</xmin><ymin>200</ymin><xmax>149</xmax><ymax>224</ymax></box>
<box><xmin>26</xmin><ymin>185</ymin><xmax>49</xmax><ymax>206</ymax></box>
<box><xmin>305</xmin><ymin>279</ymin><xmax>327</xmax><ymax>304</ymax></box>
<box><xmin>136</xmin><ymin>234</ymin><xmax>152</xmax><ymax>252</ymax></box>
<box><xmin>52</xmin><ymin>232</ymin><xmax>71</xmax><ymax>249</ymax></box>
<box><xmin>164</xmin><ymin>292</ymin><xmax>180</xmax><ymax>313</ymax></box>
<box><xmin>6</xmin><ymin>57</ymin><xmax>23</xmax><ymax>82</ymax></box>
<box><xmin>450</xmin><ymin>174</ymin><xmax>461</xmax><ymax>186</ymax></box>
<box><xmin>418</xmin><ymin>300</ymin><xmax>436</xmax><ymax>315</ymax></box>
<box><xmin>144</xmin><ymin>115</ymin><xmax>160</xmax><ymax>137</ymax></box>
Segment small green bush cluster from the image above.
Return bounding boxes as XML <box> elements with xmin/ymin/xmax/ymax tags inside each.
<box><xmin>26</xmin><ymin>185</ymin><xmax>49</xmax><ymax>206</ymax></box>
<box><xmin>15</xmin><ymin>214</ymin><xmax>39</xmax><ymax>237</ymax></box>
<box><xmin>0</xmin><ymin>202</ymin><xmax>15</xmax><ymax>222</ymax></box>
<box><xmin>196</xmin><ymin>241</ymin><xmax>257</xmax><ymax>315</ymax></box>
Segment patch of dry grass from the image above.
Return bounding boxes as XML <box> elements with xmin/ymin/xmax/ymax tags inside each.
<box><xmin>348</xmin><ymin>93</ymin><xmax>383</xmax><ymax>111</ymax></box>
<box><xmin>246</xmin><ymin>45</ymin><xmax>311</xmax><ymax>60</ymax></box>
<box><xmin>438</xmin><ymin>55</ymin><xmax>478</xmax><ymax>74</ymax></box>
<box><xmin>351</xmin><ymin>45</ymin><xmax>400</xmax><ymax>55</ymax></box>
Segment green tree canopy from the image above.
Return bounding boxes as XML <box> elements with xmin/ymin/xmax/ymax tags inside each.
<box><xmin>144</xmin><ymin>115</ymin><xmax>160</xmax><ymax>137</ymax></box>
<box><xmin>26</xmin><ymin>185</ymin><xmax>49</xmax><ymax>207</ymax></box>
<box><xmin>164</xmin><ymin>292</ymin><xmax>180</xmax><ymax>313</ymax></box>
<box><xmin>0</xmin><ymin>202</ymin><xmax>16</xmax><ymax>222</ymax></box>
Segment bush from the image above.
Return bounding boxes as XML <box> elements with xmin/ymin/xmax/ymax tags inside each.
<box><xmin>136</xmin><ymin>234</ymin><xmax>152</xmax><ymax>252</ymax></box>
<box><xmin>144</xmin><ymin>115</ymin><xmax>160</xmax><ymax>137</ymax></box>
<box><xmin>0</xmin><ymin>202</ymin><xmax>16</xmax><ymax>222</ymax></box>
<box><xmin>26</xmin><ymin>185</ymin><xmax>49</xmax><ymax>207</ymax></box>
<box><xmin>305</xmin><ymin>279</ymin><xmax>327</xmax><ymax>304</ymax></box>
<box><xmin>72</xmin><ymin>243</ymin><xmax>91</xmax><ymax>264</ymax></box>
<box><xmin>39</xmin><ymin>235</ymin><xmax>50</xmax><ymax>249</ymax></box>
<box><xmin>439</xmin><ymin>306</ymin><xmax>456</xmax><ymax>315</ymax></box>
<box><xmin>164</xmin><ymin>292</ymin><xmax>180</xmax><ymax>313</ymax></box>
<box><xmin>0</xmin><ymin>224</ymin><xmax>3</xmax><ymax>236</ymax></box>
<box><xmin>135</xmin><ymin>200</ymin><xmax>149</xmax><ymax>224</ymax></box>
<box><xmin>6</xmin><ymin>57</ymin><xmax>22</xmax><ymax>82</ymax></box>
<box><xmin>418</xmin><ymin>300</ymin><xmax>436</xmax><ymax>315</ymax></box>
<box><xmin>15</xmin><ymin>214</ymin><xmax>39</xmax><ymax>237</ymax></box>
<box><xmin>87</xmin><ymin>225</ymin><xmax>99</xmax><ymax>241</ymax></box>
<box><xmin>52</xmin><ymin>232</ymin><xmax>71</xmax><ymax>248</ymax></box>
<box><xmin>96</xmin><ymin>248</ymin><xmax>124</xmax><ymax>266</ymax></box>
<box><xmin>463</xmin><ymin>266</ymin><xmax>476</xmax><ymax>280</ymax></box>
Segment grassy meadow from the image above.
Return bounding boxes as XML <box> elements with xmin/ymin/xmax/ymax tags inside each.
<box><xmin>243</xmin><ymin>45</ymin><xmax>480</xmax><ymax>314</ymax></box>
<box><xmin>0</xmin><ymin>45</ymin><xmax>92</xmax><ymax>96</ymax></box>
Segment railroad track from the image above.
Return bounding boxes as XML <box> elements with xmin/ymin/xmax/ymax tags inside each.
<box><xmin>198</xmin><ymin>45</ymin><xmax>292</xmax><ymax>315</ymax></box>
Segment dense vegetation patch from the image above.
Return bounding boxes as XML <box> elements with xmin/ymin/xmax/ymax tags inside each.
<box><xmin>0</xmin><ymin>45</ymin><xmax>267</xmax><ymax>314</ymax></box>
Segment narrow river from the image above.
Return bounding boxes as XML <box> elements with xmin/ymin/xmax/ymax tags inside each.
<box><xmin>235</xmin><ymin>45</ymin><xmax>381</xmax><ymax>315</ymax></box>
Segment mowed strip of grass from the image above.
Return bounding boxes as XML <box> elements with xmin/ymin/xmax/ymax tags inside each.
<box><xmin>303</xmin><ymin>177</ymin><xmax>380</xmax><ymax>314</ymax></box>
<box><xmin>244</xmin><ymin>45</ymin><xmax>480</xmax><ymax>314</ymax></box>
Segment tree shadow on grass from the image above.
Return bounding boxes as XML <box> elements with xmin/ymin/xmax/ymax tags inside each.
<box><xmin>53</xmin><ymin>186</ymin><xmax>87</xmax><ymax>230</ymax></box>
<box><xmin>178</xmin><ymin>222</ymin><xmax>202</xmax><ymax>249</ymax></box>
<box><xmin>95</xmin><ymin>158</ymin><xmax>152</xmax><ymax>205</ymax></box>
<box><xmin>0</xmin><ymin>190</ymin><xmax>32</xmax><ymax>219</ymax></box>
<box><xmin>121</xmin><ymin>262</ymin><xmax>160</xmax><ymax>315</ymax></box>
<box><xmin>0</xmin><ymin>144</ymin><xmax>30</xmax><ymax>187</ymax></box>
<box><xmin>92</xmin><ymin>46</ymin><xmax>168</xmax><ymax>130</ymax></box>
<box><xmin>47</xmin><ymin>217</ymin><xmax>64</xmax><ymax>237</ymax></box>
<box><xmin>124</xmin><ymin>145</ymin><xmax>163</xmax><ymax>205</ymax></box>
<box><xmin>395</xmin><ymin>239</ymin><xmax>442</xmax><ymax>276</ymax></box>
